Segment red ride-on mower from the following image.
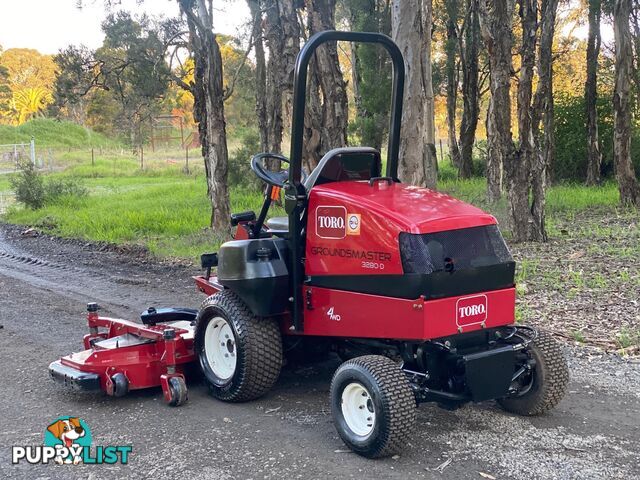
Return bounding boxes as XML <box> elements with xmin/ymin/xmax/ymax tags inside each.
<box><xmin>191</xmin><ymin>31</ymin><xmax>569</xmax><ymax>458</ymax></box>
<box><xmin>49</xmin><ymin>30</ymin><xmax>569</xmax><ymax>458</ymax></box>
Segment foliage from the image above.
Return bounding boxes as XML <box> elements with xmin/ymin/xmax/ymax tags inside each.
<box><xmin>0</xmin><ymin>48</ymin><xmax>56</xmax><ymax>124</ymax></box>
<box><xmin>9</xmin><ymin>160</ymin><xmax>45</xmax><ymax>209</ymax></box>
<box><xmin>228</xmin><ymin>128</ymin><xmax>261</xmax><ymax>189</ymax></box>
<box><xmin>341</xmin><ymin>0</ymin><xmax>392</xmax><ymax>150</ymax></box>
<box><xmin>554</xmin><ymin>94</ymin><xmax>640</xmax><ymax>181</ymax></box>
<box><xmin>12</xmin><ymin>87</ymin><xmax>53</xmax><ymax>124</ymax></box>
<box><xmin>9</xmin><ymin>160</ymin><xmax>87</xmax><ymax>209</ymax></box>
<box><xmin>0</xmin><ymin>55</ymin><xmax>11</xmax><ymax>121</ymax></box>
<box><xmin>54</xmin><ymin>12</ymin><xmax>172</xmax><ymax>145</ymax></box>
<box><xmin>165</xmin><ymin>36</ymin><xmax>257</xmax><ymax>139</ymax></box>
<box><xmin>44</xmin><ymin>177</ymin><xmax>88</xmax><ymax>201</ymax></box>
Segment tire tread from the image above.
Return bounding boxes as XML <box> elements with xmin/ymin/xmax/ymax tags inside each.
<box><xmin>197</xmin><ymin>291</ymin><xmax>282</xmax><ymax>402</ymax></box>
<box><xmin>332</xmin><ymin>355</ymin><xmax>416</xmax><ymax>458</ymax></box>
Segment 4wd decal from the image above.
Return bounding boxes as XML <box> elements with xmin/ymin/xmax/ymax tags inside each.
<box><xmin>315</xmin><ymin>206</ymin><xmax>361</xmax><ymax>239</ymax></box>
<box><xmin>456</xmin><ymin>294</ymin><xmax>488</xmax><ymax>327</ymax></box>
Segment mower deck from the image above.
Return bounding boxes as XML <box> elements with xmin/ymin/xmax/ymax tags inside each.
<box><xmin>49</xmin><ymin>305</ymin><xmax>197</xmax><ymax>406</ymax></box>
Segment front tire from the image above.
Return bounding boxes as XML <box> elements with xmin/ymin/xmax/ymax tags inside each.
<box><xmin>498</xmin><ymin>329</ymin><xmax>569</xmax><ymax>415</ymax></box>
<box><xmin>330</xmin><ymin>355</ymin><xmax>416</xmax><ymax>458</ymax></box>
<box><xmin>195</xmin><ymin>291</ymin><xmax>282</xmax><ymax>402</ymax></box>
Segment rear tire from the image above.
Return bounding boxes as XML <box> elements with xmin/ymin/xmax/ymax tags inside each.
<box><xmin>330</xmin><ymin>355</ymin><xmax>416</xmax><ymax>458</ymax></box>
<box><xmin>195</xmin><ymin>291</ymin><xmax>282</xmax><ymax>402</ymax></box>
<box><xmin>498</xmin><ymin>329</ymin><xmax>569</xmax><ymax>416</ymax></box>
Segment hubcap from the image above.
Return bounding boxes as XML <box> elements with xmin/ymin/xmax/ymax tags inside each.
<box><xmin>204</xmin><ymin>317</ymin><xmax>237</xmax><ymax>380</ymax></box>
<box><xmin>341</xmin><ymin>382</ymin><xmax>375</xmax><ymax>437</ymax></box>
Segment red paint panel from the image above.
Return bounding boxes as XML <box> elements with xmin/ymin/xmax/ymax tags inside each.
<box><xmin>305</xmin><ymin>189</ymin><xmax>405</xmax><ymax>276</ymax></box>
<box><xmin>302</xmin><ymin>287</ymin><xmax>425</xmax><ymax>339</ymax></box>
<box><xmin>304</xmin><ymin>181</ymin><xmax>498</xmax><ymax>276</ymax></box>
<box><xmin>300</xmin><ymin>286</ymin><xmax>516</xmax><ymax>340</ymax></box>
<box><xmin>310</xmin><ymin>181</ymin><xmax>497</xmax><ymax>234</ymax></box>
<box><xmin>424</xmin><ymin>288</ymin><xmax>516</xmax><ymax>339</ymax></box>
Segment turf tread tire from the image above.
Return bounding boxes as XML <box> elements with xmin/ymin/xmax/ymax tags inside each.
<box><xmin>330</xmin><ymin>355</ymin><xmax>416</xmax><ymax>458</ymax></box>
<box><xmin>498</xmin><ymin>329</ymin><xmax>569</xmax><ymax>416</ymax></box>
<box><xmin>196</xmin><ymin>291</ymin><xmax>282</xmax><ymax>402</ymax></box>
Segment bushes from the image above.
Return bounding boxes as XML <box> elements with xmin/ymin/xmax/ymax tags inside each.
<box><xmin>10</xmin><ymin>161</ymin><xmax>45</xmax><ymax>209</ymax></box>
<box><xmin>554</xmin><ymin>94</ymin><xmax>640</xmax><ymax>181</ymax></box>
<box><xmin>228</xmin><ymin>129</ymin><xmax>261</xmax><ymax>190</ymax></box>
<box><xmin>10</xmin><ymin>161</ymin><xmax>87</xmax><ymax>209</ymax></box>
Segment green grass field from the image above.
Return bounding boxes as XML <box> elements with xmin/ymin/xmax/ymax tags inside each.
<box><xmin>0</xmin><ymin>118</ymin><xmax>119</xmax><ymax>147</ymax></box>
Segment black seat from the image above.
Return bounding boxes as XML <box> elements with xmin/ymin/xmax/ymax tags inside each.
<box><xmin>266</xmin><ymin>147</ymin><xmax>381</xmax><ymax>234</ymax></box>
<box><xmin>303</xmin><ymin>147</ymin><xmax>381</xmax><ymax>190</ymax></box>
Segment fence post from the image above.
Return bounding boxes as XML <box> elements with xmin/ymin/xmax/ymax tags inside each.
<box><xmin>30</xmin><ymin>137</ymin><xmax>36</xmax><ymax>166</ymax></box>
<box><xmin>185</xmin><ymin>147</ymin><xmax>189</xmax><ymax>174</ymax></box>
<box><xmin>91</xmin><ymin>148</ymin><xmax>95</xmax><ymax>167</ymax></box>
<box><xmin>140</xmin><ymin>144</ymin><xmax>144</xmax><ymax>170</ymax></box>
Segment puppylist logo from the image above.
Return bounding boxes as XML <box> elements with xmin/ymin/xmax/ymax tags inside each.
<box><xmin>12</xmin><ymin>416</ymin><xmax>132</xmax><ymax>466</ymax></box>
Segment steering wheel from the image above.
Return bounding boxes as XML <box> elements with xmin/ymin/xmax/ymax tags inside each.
<box><xmin>251</xmin><ymin>153</ymin><xmax>307</xmax><ymax>188</ymax></box>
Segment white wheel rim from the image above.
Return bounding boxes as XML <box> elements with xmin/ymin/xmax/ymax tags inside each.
<box><xmin>204</xmin><ymin>316</ymin><xmax>237</xmax><ymax>380</ymax></box>
<box><xmin>341</xmin><ymin>382</ymin><xmax>375</xmax><ymax>437</ymax></box>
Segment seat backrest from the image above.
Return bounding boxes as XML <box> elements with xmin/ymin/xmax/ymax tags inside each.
<box><xmin>304</xmin><ymin>147</ymin><xmax>381</xmax><ymax>191</ymax></box>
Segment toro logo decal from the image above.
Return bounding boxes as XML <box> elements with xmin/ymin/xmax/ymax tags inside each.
<box><xmin>316</xmin><ymin>206</ymin><xmax>362</xmax><ymax>239</ymax></box>
<box><xmin>456</xmin><ymin>294</ymin><xmax>487</xmax><ymax>327</ymax></box>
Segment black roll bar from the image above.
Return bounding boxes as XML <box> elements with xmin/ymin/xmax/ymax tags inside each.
<box><xmin>288</xmin><ymin>30</ymin><xmax>405</xmax><ymax>186</ymax></box>
<box><xmin>285</xmin><ymin>31</ymin><xmax>405</xmax><ymax>332</ymax></box>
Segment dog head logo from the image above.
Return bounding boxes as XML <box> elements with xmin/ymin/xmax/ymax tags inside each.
<box><xmin>44</xmin><ymin>417</ymin><xmax>92</xmax><ymax>465</ymax></box>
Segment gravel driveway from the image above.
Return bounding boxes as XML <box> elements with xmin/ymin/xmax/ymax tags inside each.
<box><xmin>0</xmin><ymin>223</ymin><xmax>638</xmax><ymax>479</ymax></box>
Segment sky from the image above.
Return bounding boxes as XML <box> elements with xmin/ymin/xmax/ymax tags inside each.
<box><xmin>0</xmin><ymin>0</ymin><xmax>251</xmax><ymax>54</ymax></box>
<box><xmin>0</xmin><ymin>0</ymin><xmax>614</xmax><ymax>56</ymax></box>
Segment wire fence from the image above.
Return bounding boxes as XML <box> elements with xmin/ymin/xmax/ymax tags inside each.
<box><xmin>0</xmin><ymin>141</ymin><xmax>35</xmax><ymax>172</ymax></box>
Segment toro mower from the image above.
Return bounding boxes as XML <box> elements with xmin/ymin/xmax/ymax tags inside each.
<box><xmin>50</xmin><ymin>31</ymin><xmax>569</xmax><ymax>458</ymax></box>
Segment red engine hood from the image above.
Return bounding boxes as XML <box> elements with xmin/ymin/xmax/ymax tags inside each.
<box><xmin>311</xmin><ymin>181</ymin><xmax>497</xmax><ymax>234</ymax></box>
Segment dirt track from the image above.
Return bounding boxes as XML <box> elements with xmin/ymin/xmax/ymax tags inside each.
<box><xmin>0</xmin><ymin>223</ymin><xmax>639</xmax><ymax>480</ymax></box>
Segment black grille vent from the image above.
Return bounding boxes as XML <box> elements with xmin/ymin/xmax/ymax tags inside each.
<box><xmin>399</xmin><ymin>225</ymin><xmax>512</xmax><ymax>274</ymax></box>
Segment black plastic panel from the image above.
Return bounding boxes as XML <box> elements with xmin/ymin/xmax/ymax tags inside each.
<box><xmin>217</xmin><ymin>238</ymin><xmax>290</xmax><ymax>316</ymax></box>
<box><xmin>307</xmin><ymin>262</ymin><xmax>515</xmax><ymax>300</ymax></box>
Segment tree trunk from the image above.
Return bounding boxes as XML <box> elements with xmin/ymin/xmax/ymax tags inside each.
<box><xmin>350</xmin><ymin>41</ymin><xmax>363</xmax><ymax>116</ymax></box>
<box><xmin>458</xmin><ymin>0</ymin><xmax>480</xmax><ymax>179</ymax></box>
<box><xmin>585</xmin><ymin>0</ymin><xmax>602</xmax><ymax>185</ymax></box>
<box><xmin>530</xmin><ymin>0</ymin><xmax>558</xmax><ymax>242</ymax></box>
<box><xmin>445</xmin><ymin>0</ymin><xmax>461</xmax><ymax>169</ymax></box>
<box><xmin>263</xmin><ymin>0</ymin><xmax>301</xmax><ymax>156</ymax></box>
<box><xmin>178</xmin><ymin>0</ymin><xmax>230</xmax><ymax>231</ymax></box>
<box><xmin>510</xmin><ymin>0</ymin><xmax>537</xmax><ymax>242</ymax></box>
<box><xmin>613</xmin><ymin>0</ymin><xmax>640</xmax><ymax>206</ymax></box>
<box><xmin>478</xmin><ymin>0</ymin><xmax>514</xmax><ymax>203</ymax></box>
<box><xmin>392</xmin><ymin>0</ymin><xmax>437</xmax><ymax>188</ymax></box>
<box><xmin>248</xmin><ymin>0</ymin><xmax>269</xmax><ymax>152</ymax></box>
<box><xmin>305</xmin><ymin>0</ymin><xmax>348</xmax><ymax>168</ymax></box>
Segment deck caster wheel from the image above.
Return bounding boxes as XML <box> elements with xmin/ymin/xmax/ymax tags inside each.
<box><xmin>195</xmin><ymin>291</ymin><xmax>282</xmax><ymax>402</ymax></box>
<box><xmin>330</xmin><ymin>355</ymin><xmax>416</xmax><ymax>458</ymax></box>
<box><xmin>111</xmin><ymin>373</ymin><xmax>129</xmax><ymax>397</ymax></box>
<box><xmin>167</xmin><ymin>376</ymin><xmax>188</xmax><ymax>407</ymax></box>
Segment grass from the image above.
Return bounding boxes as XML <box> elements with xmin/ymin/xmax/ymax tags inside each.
<box><xmin>3</xmin><ymin>172</ymin><xmax>276</xmax><ymax>261</ymax></box>
<box><xmin>0</xmin><ymin>118</ymin><xmax>119</xmax><ymax>148</ymax></box>
<box><xmin>616</xmin><ymin>328</ymin><xmax>640</xmax><ymax>349</ymax></box>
